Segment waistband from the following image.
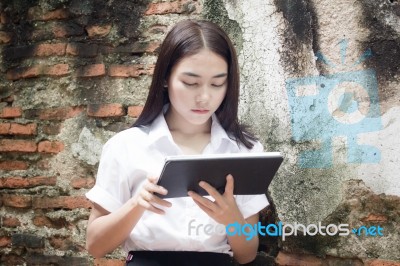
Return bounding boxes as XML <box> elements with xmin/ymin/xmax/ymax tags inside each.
<box><xmin>126</xmin><ymin>250</ymin><xmax>233</xmax><ymax>266</ymax></box>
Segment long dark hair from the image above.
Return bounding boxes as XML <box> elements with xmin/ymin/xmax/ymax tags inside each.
<box><xmin>133</xmin><ymin>19</ymin><xmax>257</xmax><ymax>149</ymax></box>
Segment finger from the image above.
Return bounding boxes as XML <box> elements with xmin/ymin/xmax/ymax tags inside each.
<box><xmin>188</xmin><ymin>191</ymin><xmax>216</xmax><ymax>211</ymax></box>
<box><xmin>143</xmin><ymin>181</ymin><xmax>168</xmax><ymax>195</ymax></box>
<box><xmin>198</xmin><ymin>181</ymin><xmax>223</xmax><ymax>201</ymax></box>
<box><xmin>141</xmin><ymin>189</ymin><xmax>171</xmax><ymax>207</ymax></box>
<box><xmin>191</xmin><ymin>197</ymin><xmax>214</xmax><ymax>215</ymax></box>
<box><xmin>148</xmin><ymin>194</ymin><xmax>172</xmax><ymax>208</ymax></box>
<box><xmin>147</xmin><ymin>176</ymin><xmax>159</xmax><ymax>184</ymax></box>
<box><xmin>137</xmin><ymin>198</ymin><xmax>166</xmax><ymax>215</ymax></box>
<box><xmin>224</xmin><ymin>174</ymin><xmax>234</xmax><ymax>197</ymax></box>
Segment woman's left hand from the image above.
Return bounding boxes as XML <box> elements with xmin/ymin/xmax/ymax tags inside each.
<box><xmin>188</xmin><ymin>174</ymin><xmax>245</xmax><ymax>226</ymax></box>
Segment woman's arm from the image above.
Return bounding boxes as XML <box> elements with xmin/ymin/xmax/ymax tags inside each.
<box><xmin>86</xmin><ymin>198</ymin><xmax>145</xmax><ymax>258</ymax></box>
<box><xmin>188</xmin><ymin>175</ymin><xmax>260</xmax><ymax>264</ymax></box>
<box><xmin>226</xmin><ymin>213</ymin><xmax>259</xmax><ymax>264</ymax></box>
<box><xmin>86</xmin><ymin>177</ymin><xmax>171</xmax><ymax>258</ymax></box>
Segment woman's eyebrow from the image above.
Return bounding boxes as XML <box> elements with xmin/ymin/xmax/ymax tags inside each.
<box><xmin>182</xmin><ymin>72</ymin><xmax>227</xmax><ymax>78</ymax></box>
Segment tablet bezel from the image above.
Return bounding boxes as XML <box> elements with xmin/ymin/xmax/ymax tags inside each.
<box><xmin>156</xmin><ymin>152</ymin><xmax>283</xmax><ymax>198</ymax></box>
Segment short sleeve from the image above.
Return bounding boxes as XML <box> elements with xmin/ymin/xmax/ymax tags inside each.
<box><xmin>235</xmin><ymin>194</ymin><xmax>269</xmax><ymax>219</ymax></box>
<box><xmin>85</xmin><ymin>136</ymin><xmax>131</xmax><ymax>212</ymax></box>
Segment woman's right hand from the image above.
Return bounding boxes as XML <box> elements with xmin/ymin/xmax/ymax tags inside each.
<box><xmin>135</xmin><ymin>176</ymin><xmax>172</xmax><ymax>214</ymax></box>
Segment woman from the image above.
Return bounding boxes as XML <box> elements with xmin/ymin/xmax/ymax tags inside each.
<box><xmin>85</xmin><ymin>19</ymin><xmax>268</xmax><ymax>266</ymax></box>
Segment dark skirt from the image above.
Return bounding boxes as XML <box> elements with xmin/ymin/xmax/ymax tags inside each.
<box><xmin>126</xmin><ymin>250</ymin><xmax>233</xmax><ymax>266</ymax></box>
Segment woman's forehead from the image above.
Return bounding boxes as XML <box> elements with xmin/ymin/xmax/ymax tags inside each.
<box><xmin>172</xmin><ymin>49</ymin><xmax>228</xmax><ymax>77</ymax></box>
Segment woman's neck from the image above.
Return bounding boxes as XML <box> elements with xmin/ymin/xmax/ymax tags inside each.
<box><xmin>165</xmin><ymin>109</ymin><xmax>212</xmax><ymax>136</ymax></box>
<box><xmin>164</xmin><ymin>108</ymin><xmax>212</xmax><ymax>154</ymax></box>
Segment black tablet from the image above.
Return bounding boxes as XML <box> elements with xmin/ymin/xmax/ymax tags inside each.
<box><xmin>156</xmin><ymin>152</ymin><xmax>283</xmax><ymax>198</ymax></box>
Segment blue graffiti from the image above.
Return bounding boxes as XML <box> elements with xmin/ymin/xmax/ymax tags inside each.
<box><xmin>286</xmin><ymin>40</ymin><xmax>382</xmax><ymax>168</ymax></box>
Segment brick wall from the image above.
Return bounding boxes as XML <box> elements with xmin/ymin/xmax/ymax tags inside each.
<box><xmin>2</xmin><ymin>0</ymin><xmax>400</xmax><ymax>266</ymax></box>
<box><xmin>0</xmin><ymin>0</ymin><xmax>201</xmax><ymax>265</ymax></box>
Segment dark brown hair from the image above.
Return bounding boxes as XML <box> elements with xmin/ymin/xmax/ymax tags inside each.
<box><xmin>133</xmin><ymin>19</ymin><xmax>257</xmax><ymax>149</ymax></box>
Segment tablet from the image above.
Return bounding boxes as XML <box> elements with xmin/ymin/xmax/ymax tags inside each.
<box><xmin>156</xmin><ymin>152</ymin><xmax>283</xmax><ymax>198</ymax></box>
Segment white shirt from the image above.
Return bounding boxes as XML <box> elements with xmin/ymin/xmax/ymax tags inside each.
<box><xmin>86</xmin><ymin>108</ymin><xmax>269</xmax><ymax>255</ymax></box>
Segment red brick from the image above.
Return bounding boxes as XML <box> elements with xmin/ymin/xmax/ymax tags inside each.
<box><xmin>324</xmin><ymin>257</ymin><xmax>363</xmax><ymax>265</ymax></box>
<box><xmin>6</xmin><ymin>64</ymin><xmax>69</xmax><ymax>80</ymax></box>
<box><xmin>1</xmin><ymin>95</ymin><xmax>14</xmax><ymax>103</ymax></box>
<box><xmin>0</xmin><ymin>176</ymin><xmax>57</xmax><ymax>189</ymax></box>
<box><xmin>0</xmin><ymin>107</ymin><xmax>22</xmax><ymax>118</ymax></box>
<box><xmin>33</xmin><ymin>215</ymin><xmax>70</xmax><ymax>229</ymax></box>
<box><xmin>108</xmin><ymin>64</ymin><xmax>154</xmax><ymax>78</ymax></box>
<box><xmin>132</xmin><ymin>41</ymin><xmax>160</xmax><ymax>54</ymax></box>
<box><xmin>34</xmin><ymin>43</ymin><xmax>67</xmax><ymax>56</ymax></box>
<box><xmin>0</xmin><ymin>160</ymin><xmax>29</xmax><ymax>170</ymax></box>
<box><xmin>94</xmin><ymin>258</ymin><xmax>125</xmax><ymax>266</ymax></box>
<box><xmin>38</xmin><ymin>140</ymin><xmax>64</xmax><ymax>154</ymax></box>
<box><xmin>2</xmin><ymin>195</ymin><xmax>32</xmax><ymax>208</ymax></box>
<box><xmin>144</xmin><ymin>0</ymin><xmax>200</xmax><ymax>15</ymax></box>
<box><xmin>28</xmin><ymin>7</ymin><xmax>70</xmax><ymax>21</ymax></box>
<box><xmin>115</xmin><ymin>42</ymin><xmax>160</xmax><ymax>54</ymax></box>
<box><xmin>76</xmin><ymin>64</ymin><xmax>106</xmax><ymax>77</ymax></box>
<box><xmin>66</xmin><ymin>43</ymin><xmax>98</xmax><ymax>57</ymax></box>
<box><xmin>0</xmin><ymin>236</ymin><xmax>11</xmax><ymax>248</ymax></box>
<box><xmin>45</xmin><ymin>64</ymin><xmax>70</xmax><ymax>76</ymax></box>
<box><xmin>86</xmin><ymin>24</ymin><xmax>112</xmax><ymax>37</ymax></box>
<box><xmin>2</xmin><ymin>216</ymin><xmax>21</xmax><ymax>227</ymax></box>
<box><xmin>0</xmin><ymin>31</ymin><xmax>12</xmax><ymax>44</ymax></box>
<box><xmin>0</xmin><ymin>123</ymin><xmax>37</xmax><ymax>135</ymax></box>
<box><xmin>143</xmin><ymin>25</ymin><xmax>168</xmax><ymax>37</ymax></box>
<box><xmin>4</xmin><ymin>46</ymin><xmax>34</xmax><ymax>60</ymax></box>
<box><xmin>71</xmin><ymin>177</ymin><xmax>95</xmax><ymax>189</ymax></box>
<box><xmin>361</xmin><ymin>213</ymin><xmax>388</xmax><ymax>223</ymax></box>
<box><xmin>87</xmin><ymin>103</ymin><xmax>125</xmax><ymax>117</ymax></box>
<box><xmin>6</xmin><ymin>66</ymin><xmax>40</xmax><ymax>80</ymax></box>
<box><xmin>49</xmin><ymin>235</ymin><xmax>85</xmax><ymax>252</ymax></box>
<box><xmin>365</xmin><ymin>259</ymin><xmax>400</xmax><ymax>266</ymax></box>
<box><xmin>0</xmin><ymin>139</ymin><xmax>37</xmax><ymax>152</ymax></box>
<box><xmin>11</xmin><ymin>233</ymin><xmax>44</xmax><ymax>248</ymax></box>
<box><xmin>127</xmin><ymin>106</ymin><xmax>143</xmax><ymax>118</ymax></box>
<box><xmin>31</xmin><ymin>29</ymin><xmax>53</xmax><ymax>41</ymax></box>
<box><xmin>52</xmin><ymin>22</ymin><xmax>84</xmax><ymax>38</ymax></box>
<box><xmin>32</xmin><ymin>196</ymin><xmax>91</xmax><ymax>209</ymax></box>
<box><xmin>0</xmin><ymin>12</ymin><xmax>9</xmax><ymax>24</ymax></box>
<box><xmin>34</xmin><ymin>106</ymin><xmax>84</xmax><ymax>120</ymax></box>
<box><xmin>275</xmin><ymin>251</ymin><xmax>322</xmax><ymax>266</ymax></box>
<box><xmin>1</xmin><ymin>254</ymin><xmax>25</xmax><ymax>265</ymax></box>
<box><xmin>0</xmin><ymin>123</ymin><xmax>10</xmax><ymax>134</ymax></box>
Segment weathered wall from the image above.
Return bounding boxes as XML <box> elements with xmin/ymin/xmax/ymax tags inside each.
<box><xmin>214</xmin><ymin>0</ymin><xmax>400</xmax><ymax>265</ymax></box>
<box><xmin>0</xmin><ymin>0</ymin><xmax>201</xmax><ymax>265</ymax></box>
<box><xmin>1</xmin><ymin>0</ymin><xmax>399</xmax><ymax>265</ymax></box>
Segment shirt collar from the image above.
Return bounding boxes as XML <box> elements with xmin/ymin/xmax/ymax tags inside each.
<box><xmin>148</xmin><ymin>105</ymin><xmax>175</xmax><ymax>145</ymax></box>
<box><xmin>148</xmin><ymin>105</ymin><xmax>240</xmax><ymax>153</ymax></box>
<box><xmin>210</xmin><ymin>113</ymin><xmax>240</xmax><ymax>152</ymax></box>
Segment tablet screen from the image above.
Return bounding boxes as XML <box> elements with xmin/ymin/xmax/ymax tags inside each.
<box><xmin>156</xmin><ymin>152</ymin><xmax>283</xmax><ymax>198</ymax></box>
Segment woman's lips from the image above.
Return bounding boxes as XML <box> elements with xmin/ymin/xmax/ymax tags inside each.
<box><xmin>191</xmin><ymin>109</ymin><xmax>209</xmax><ymax>114</ymax></box>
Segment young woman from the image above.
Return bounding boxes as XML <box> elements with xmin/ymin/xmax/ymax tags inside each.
<box><xmin>85</xmin><ymin>19</ymin><xmax>269</xmax><ymax>266</ymax></box>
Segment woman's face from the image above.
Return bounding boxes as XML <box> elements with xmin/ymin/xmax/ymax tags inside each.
<box><xmin>167</xmin><ymin>49</ymin><xmax>228</xmax><ymax>129</ymax></box>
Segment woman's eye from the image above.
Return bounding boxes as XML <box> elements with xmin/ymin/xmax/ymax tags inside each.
<box><xmin>212</xmin><ymin>83</ymin><xmax>225</xmax><ymax>88</ymax></box>
<box><xmin>183</xmin><ymin>82</ymin><xmax>197</xmax><ymax>87</ymax></box>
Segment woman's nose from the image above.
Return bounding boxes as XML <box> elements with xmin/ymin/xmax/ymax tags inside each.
<box><xmin>196</xmin><ymin>87</ymin><xmax>211</xmax><ymax>103</ymax></box>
